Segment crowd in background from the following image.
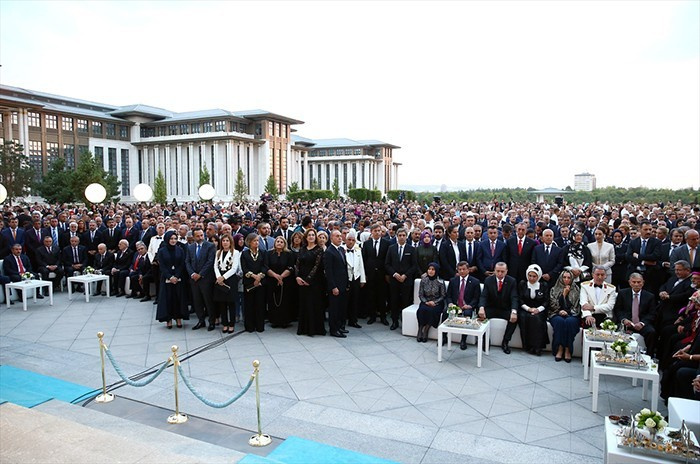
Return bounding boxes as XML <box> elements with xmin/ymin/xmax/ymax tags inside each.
<box><xmin>1</xmin><ymin>196</ymin><xmax>699</xmax><ymax>401</ymax></box>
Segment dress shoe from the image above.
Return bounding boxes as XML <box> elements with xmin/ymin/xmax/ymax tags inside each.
<box><xmin>166</xmin><ymin>324</ymin><xmax>173</xmax><ymax>329</ymax></box>
<box><xmin>177</xmin><ymin>323</ymin><xmax>183</xmax><ymax>328</ymax></box>
<box><xmin>125</xmin><ymin>293</ymin><xmax>134</xmax><ymax>299</ymax></box>
<box><xmin>140</xmin><ymin>295</ymin><xmax>151</xmax><ymax>302</ymax></box>
<box><xmin>554</xmin><ymin>355</ymin><xmax>563</xmax><ymax>362</ymax></box>
<box><xmin>460</xmin><ymin>336</ymin><xmax>468</xmax><ymax>351</ymax></box>
<box><xmin>564</xmin><ymin>357</ymin><xmax>572</xmax><ymax>363</ymax></box>
<box><xmin>192</xmin><ymin>321</ymin><xmax>205</xmax><ymax>330</ymax></box>
<box><xmin>36</xmin><ymin>293</ymin><xmax>44</xmax><ymax>299</ymax></box>
<box><xmin>92</xmin><ymin>292</ymin><xmax>101</xmax><ymax>297</ymax></box>
<box><xmin>380</xmin><ymin>317</ymin><xmax>390</xmax><ymax>326</ymax></box>
<box><xmin>330</xmin><ymin>331</ymin><xmax>347</xmax><ymax>338</ymax></box>
<box><xmin>501</xmin><ymin>342</ymin><xmax>511</xmax><ymax>354</ymax></box>
<box><xmin>207</xmin><ymin>324</ymin><xmax>215</xmax><ymax>331</ymax></box>
<box><xmin>116</xmin><ymin>292</ymin><xmax>125</xmax><ymax>298</ymax></box>
<box><xmin>338</xmin><ymin>328</ymin><xmax>349</xmax><ymax>334</ymax></box>
<box><xmin>390</xmin><ymin>321</ymin><xmax>399</xmax><ymax>330</ymax></box>
<box><xmin>534</xmin><ymin>349</ymin><xmax>542</xmax><ymax>357</ymax></box>
<box><xmin>349</xmin><ymin>323</ymin><xmax>362</xmax><ymax>329</ymax></box>
<box><xmin>367</xmin><ymin>317</ymin><xmax>376</xmax><ymax>325</ymax></box>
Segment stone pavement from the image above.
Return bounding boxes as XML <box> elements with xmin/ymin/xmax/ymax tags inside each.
<box><xmin>0</xmin><ymin>292</ymin><xmax>667</xmax><ymax>463</ymax></box>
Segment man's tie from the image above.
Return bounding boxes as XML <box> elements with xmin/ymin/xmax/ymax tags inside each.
<box><xmin>196</xmin><ymin>243</ymin><xmax>201</xmax><ymax>258</ymax></box>
<box><xmin>490</xmin><ymin>241</ymin><xmax>496</xmax><ymax>257</ymax></box>
<box><xmin>497</xmin><ymin>279</ymin><xmax>503</xmax><ymax>292</ymax></box>
<box><xmin>468</xmin><ymin>242</ymin><xmax>473</xmax><ymax>264</ymax></box>
<box><xmin>670</xmin><ymin>244</ymin><xmax>677</xmax><ymax>257</ymax></box>
<box><xmin>36</xmin><ymin>229</ymin><xmax>40</xmax><ymax>241</ymax></box>
<box><xmin>17</xmin><ymin>256</ymin><xmax>25</xmax><ymax>274</ymax></box>
<box><xmin>690</xmin><ymin>247</ymin><xmax>696</xmax><ymax>265</ymax></box>
<box><xmin>110</xmin><ymin>229</ymin><xmax>113</xmax><ymax>238</ymax></box>
<box><xmin>545</xmin><ymin>245</ymin><xmax>550</xmax><ymax>256</ymax></box>
<box><xmin>73</xmin><ymin>247</ymin><xmax>79</xmax><ymax>263</ymax></box>
<box><xmin>632</xmin><ymin>292</ymin><xmax>640</xmax><ymax>324</ymax></box>
<box><xmin>518</xmin><ymin>239</ymin><xmax>523</xmax><ymax>255</ymax></box>
<box><xmin>52</xmin><ymin>228</ymin><xmax>58</xmax><ymax>245</ymax></box>
<box><xmin>398</xmin><ymin>245</ymin><xmax>403</xmax><ymax>261</ymax></box>
<box><xmin>12</xmin><ymin>229</ymin><xmax>16</xmax><ymax>241</ymax></box>
<box><xmin>640</xmin><ymin>239</ymin><xmax>647</xmax><ymax>255</ymax></box>
<box><xmin>339</xmin><ymin>246</ymin><xmax>346</xmax><ymax>262</ymax></box>
<box><xmin>135</xmin><ymin>256</ymin><xmax>141</xmax><ymax>270</ymax></box>
<box><xmin>458</xmin><ymin>277</ymin><xmax>466</xmax><ymax>307</ymax></box>
<box><xmin>375</xmin><ymin>240</ymin><xmax>379</xmax><ymax>257</ymax></box>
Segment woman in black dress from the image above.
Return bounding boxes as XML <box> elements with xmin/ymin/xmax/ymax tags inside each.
<box><xmin>213</xmin><ymin>234</ymin><xmax>240</xmax><ymax>334</ymax></box>
<box><xmin>517</xmin><ymin>264</ymin><xmax>550</xmax><ymax>355</ymax></box>
<box><xmin>415</xmin><ymin>262</ymin><xmax>446</xmax><ymax>343</ymax></box>
<box><xmin>240</xmin><ymin>233</ymin><xmax>267</xmax><ymax>333</ymax></box>
<box><xmin>610</xmin><ymin>229</ymin><xmax>628</xmax><ymax>289</ymax></box>
<box><xmin>415</xmin><ymin>229</ymin><xmax>438</xmax><ymax>275</ymax></box>
<box><xmin>265</xmin><ymin>236</ymin><xmax>295</xmax><ymax>328</ymax></box>
<box><xmin>295</xmin><ymin>228</ymin><xmax>326</xmax><ymax>336</ymax></box>
<box><xmin>155</xmin><ymin>231</ymin><xmax>189</xmax><ymax>329</ymax></box>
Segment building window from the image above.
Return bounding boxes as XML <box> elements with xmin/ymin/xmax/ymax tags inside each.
<box><xmin>330</xmin><ymin>149</ymin><xmax>335</xmax><ymax>156</ymax></box>
<box><xmin>240</xmin><ymin>123</ymin><xmax>247</xmax><ymax>132</ymax></box>
<box><xmin>94</xmin><ymin>146</ymin><xmax>104</xmax><ymax>167</ymax></box>
<box><xmin>215</xmin><ymin>120</ymin><xmax>226</xmax><ymax>131</ymax></box>
<box><xmin>78</xmin><ymin>145</ymin><xmax>88</xmax><ymax>158</ymax></box>
<box><xmin>27</xmin><ymin>112</ymin><xmax>41</xmax><ymax>127</ymax></box>
<box><xmin>169</xmin><ymin>125</ymin><xmax>177</xmax><ymax>135</ymax></box>
<box><xmin>334</xmin><ymin>165</ymin><xmax>339</xmax><ymax>190</ymax></box>
<box><xmin>343</xmin><ymin>163</ymin><xmax>348</xmax><ymax>192</ymax></box>
<box><xmin>108</xmin><ymin>148</ymin><xmax>117</xmax><ymax>177</ymax></box>
<box><xmin>230</xmin><ymin>121</ymin><xmax>238</xmax><ymax>132</ymax></box>
<box><xmin>159</xmin><ymin>127</ymin><xmax>166</xmax><ymax>137</ymax></box>
<box><xmin>140</xmin><ymin>127</ymin><xmax>155</xmax><ymax>137</ymax></box>
<box><xmin>361</xmin><ymin>163</ymin><xmax>366</xmax><ymax>188</ymax></box>
<box><xmin>92</xmin><ymin>121</ymin><xmax>103</xmax><ymax>136</ymax></box>
<box><xmin>77</xmin><ymin>119</ymin><xmax>88</xmax><ymax>133</ymax></box>
<box><xmin>354</xmin><ymin>148</ymin><xmax>361</xmax><ymax>155</ymax></box>
<box><xmin>121</xmin><ymin>149</ymin><xmax>130</xmax><ymax>196</ymax></box>
<box><xmin>47</xmin><ymin>142</ymin><xmax>59</xmax><ymax>167</ymax></box>
<box><xmin>180</xmin><ymin>124</ymin><xmax>188</xmax><ymax>135</ymax></box>
<box><xmin>119</xmin><ymin>125</ymin><xmax>129</xmax><ymax>138</ymax></box>
<box><xmin>210</xmin><ymin>145</ymin><xmax>215</xmax><ymax>186</ymax></box>
<box><xmin>281</xmin><ymin>124</ymin><xmax>287</xmax><ymax>138</ymax></box>
<box><xmin>326</xmin><ymin>164</ymin><xmax>331</xmax><ymax>190</ymax></box>
<box><xmin>186</xmin><ymin>146</ymin><xmax>191</xmax><ymax>195</ymax></box>
<box><xmin>274</xmin><ymin>122</ymin><xmax>279</xmax><ymax>137</ymax></box>
<box><xmin>352</xmin><ymin>163</ymin><xmax>357</xmax><ymax>188</ymax></box>
<box><xmin>11</xmin><ymin>112</ymin><xmax>18</xmax><ymax>124</ymax></box>
<box><xmin>268</xmin><ymin>121</ymin><xmax>273</xmax><ymax>136</ymax></box>
<box><xmin>203</xmin><ymin>121</ymin><xmax>212</xmax><ymax>132</ymax></box>
<box><xmin>64</xmin><ymin>144</ymin><xmax>75</xmax><ymax>169</ymax></box>
<box><xmin>28</xmin><ymin>140</ymin><xmax>42</xmax><ymax>178</ymax></box>
<box><xmin>62</xmin><ymin>117</ymin><xmax>73</xmax><ymax>132</ymax></box>
<box><xmin>317</xmin><ymin>165</ymin><xmax>321</xmax><ymax>187</ymax></box>
<box><xmin>46</xmin><ymin>114</ymin><xmax>58</xmax><ymax>130</ymax></box>
<box><xmin>106</xmin><ymin>123</ymin><xmax>116</xmax><ymax>137</ymax></box>
<box><xmin>191</xmin><ymin>123</ymin><xmax>201</xmax><ymax>133</ymax></box>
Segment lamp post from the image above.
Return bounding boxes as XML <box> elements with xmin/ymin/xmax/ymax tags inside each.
<box><xmin>132</xmin><ymin>183</ymin><xmax>154</xmax><ymax>202</ymax></box>
<box><xmin>198</xmin><ymin>183</ymin><xmax>215</xmax><ymax>202</ymax></box>
<box><xmin>85</xmin><ymin>183</ymin><xmax>107</xmax><ymax>206</ymax></box>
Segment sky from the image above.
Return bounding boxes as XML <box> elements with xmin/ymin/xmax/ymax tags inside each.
<box><xmin>1</xmin><ymin>0</ymin><xmax>699</xmax><ymax>191</ymax></box>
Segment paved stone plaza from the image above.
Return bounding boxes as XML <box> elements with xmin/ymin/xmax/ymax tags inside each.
<box><xmin>0</xmin><ymin>292</ymin><xmax>668</xmax><ymax>463</ymax></box>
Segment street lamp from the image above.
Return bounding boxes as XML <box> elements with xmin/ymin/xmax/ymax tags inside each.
<box><xmin>198</xmin><ymin>184</ymin><xmax>215</xmax><ymax>201</ymax></box>
<box><xmin>132</xmin><ymin>183</ymin><xmax>153</xmax><ymax>202</ymax></box>
<box><xmin>85</xmin><ymin>183</ymin><xmax>107</xmax><ymax>204</ymax></box>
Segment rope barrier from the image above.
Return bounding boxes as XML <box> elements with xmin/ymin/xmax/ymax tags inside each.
<box><xmin>104</xmin><ymin>346</ymin><xmax>171</xmax><ymax>387</ymax></box>
<box><xmin>177</xmin><ymin>364</ymin><xmax>255</xmax><ymax>408</ymax></box>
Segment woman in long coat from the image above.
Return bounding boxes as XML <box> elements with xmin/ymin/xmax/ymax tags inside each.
<box><xmin>155</xmin><ymin>231</ymin><xmax>189</xmax><ymax>328</ymax></box>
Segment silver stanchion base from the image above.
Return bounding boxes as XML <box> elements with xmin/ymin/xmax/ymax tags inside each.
<box><xmin>167</xmin><ymin>413</ymin><xmax>188</xmax><ymax>424</ymax></box>
<box><xmin>249</xmin><ymin>434</ymin><xmax>272</xmax><ymax>447</ymax></box>
<box><xmin>94</xmin><ymin>393</ymin><xmax>115</xmax><ymax>403</ymax></box>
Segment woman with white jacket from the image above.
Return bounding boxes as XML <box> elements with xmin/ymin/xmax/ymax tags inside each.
<box><xmin>587</xmin><ymin>228</ymin><xmax>615</xmax><ymax>283</ymax></box>
<box><xmin>214</xmin><ymin>234</ymin><xmax>242</xmax><ymax>334</ymax></box>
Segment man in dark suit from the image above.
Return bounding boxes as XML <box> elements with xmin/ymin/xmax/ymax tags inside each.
<box><xmin>385</xmin><ymin>228</ymin><xmax>416</xmax><ymax>331</ymax></box>
<box><xmin>438</xmin><ymin>224</ymin><xmax>467</xmax><ymax>281</ymax></box>
<box><xmin>273</xmin><ymin>216</ymin><xmax>293</xmax><ymax>244</ymax></box>
<box><xmin>110</xmin><ymin>239</ymin><xmax>133</xmax><ymax>297</ymax></box>
<box><xmin>62</xmin><ymin>235</ymin><xmax>88</xmax><ymax>291</ymax></box>
<box><xmin>532</xmin><ymin>229</ymin><xmax>564</xmax><ymax>284</ymax></box>
<box><xmin>660</xmin><ymin>228</ymin><xmax>685</xmax><ymax>277</ymax></box>
<box><xmin>625</xmin><ymin>221</ymin><xmax>662</xmax><ymax>292</ymax></box>
<box><xmin>447</xmin><ymin>261</ymin><xmax>482</xmax><ymax>350</ymax></box>
<box><xmin>1</xmin><ymin>217</ymin><xmax>25</xmax><ymax>248</ymax></box>
<box><xmin>24</xmin><ymin>219</ymin><xmax>45</xmax><ymax>270</ymax></box>
<box><xmin>60</xmin><ymin>222</ymin><xmax>81</xmax><ymax>252</ymax></box>
<box><xmin>127</xmin><ymin>241</ymin><xmax>151</xmax><ymax>299</ymax></box>
<box><xmin>3</xmin><ymin>244</ymin><xmax>42</xmax><ymax>302</ymax></box>
<box><xmin>81</xmin><ymin>220</ymin><xmax>101</xmax><ymax>266</ymax></box>
<box><xmin>92</xmin><ymin>243</ymin><xmax>115</xmax><ymax>296</ymax></box>
<box><xmin>613</xmin><ymin>273</ymin><xmax>657</xmax><ymax>356</ymax></box>
<box><xmin>137</xmin><ymin>220</ymin><xmax>154</xmax><ymax>248</ymax></box>
<box><xmin>101</xmin><ymin>217</ymin><xmax>122</xmax><ymax>254</ymax></box>
<box><xmin>185</xmin><ymin>228</ymin><xmax>216</xmax><ymax>330</ymax></box>
<box><xmin>554</xmin><ymin>225</ymin><xmax>572</xmax><ymax>248</ymax></box>
<box><xmin>362</xmin><ymin>224</ymin><xmax>390</xmax><ymax>325</ymax></box>
<box><xmin>478</xmin><ymin>262</ymin><xmax>519</xmax><ymax>354</ymax></box>
<box><xmin>477</xmin><ymin>225</ymin><xmax>507</xmax><ymax>279</ymax></box>
<box><xmin>656</xmin><ymin>260</ymin><xmax>694</xmax><ymax>329</ymax></box>
<box><xmin>670</xmin><ymin>229</ymin><xmax>700</xmax><ymax>271</ymax></box>
<box><xmin>325</xmin><ymin>230</ymin><xmax>350</xmax><ymax>338</ymax></box>
<box><xmin>506</xmin><ymin>222</ymin><xmax>537</xmax><ymax>282</ymax></box>
<box><xmin>36</xmin><ymin>235</ymin><xmax>64</xmax><ymax>290</ymax></box>
<box><xmin>122</xmin><ymin>217</ymin><xmax>139</xmax><ymax>251</ymax></box>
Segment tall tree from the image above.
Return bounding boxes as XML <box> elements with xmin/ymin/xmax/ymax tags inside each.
<box><xmin>0</xmin><ymin>141</ymin><xmax>34</xmax><ymax>204</ymax></box>
<box><xmin>199</xmin><ymin>164</ymin><xmax>211</xmax><ymax>186</ymax></box>
<box><xmin>332</xmin><ymin>178</ymin><xmax>340</xmax><ymax>199</ymax></box>
<box><xmin>287</xmin><ymin>181</ymin><xmax>300</xmax><ymax>193</ymax></box>
<box><xmin>233</xmin><ymin>168</ymin><xmax>248</xmax><ymax>203</ymax></box>
<box><xmin>33</xmin><ymin>158</ymin><xmax>77</xmax><ymax>204</ymax></box>
<box><xmin>71</xmin><ymin>150</ymin><xmax>121</xmax><ymax>203</ymax></box>
<box><xmin>153</xmin><ymin>169</ymin><xmax>167</xmax><ymax>204</ymax></box>
<box><xmin>264</xmin><ymin>174</ymin><xmax>279</xmax><ymax>200</ymax></box>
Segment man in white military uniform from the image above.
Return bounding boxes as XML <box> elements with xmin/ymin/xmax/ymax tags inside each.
<box><xmin>579</xmin><ymin>265</ymin><xmax>618</xmax><ymax>328</ymax></box>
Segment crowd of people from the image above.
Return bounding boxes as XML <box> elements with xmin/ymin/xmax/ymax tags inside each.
<box><xmin>1</xmin><ymin>196</ymin><xmax>699</xmax><ymax>401</ymax></box>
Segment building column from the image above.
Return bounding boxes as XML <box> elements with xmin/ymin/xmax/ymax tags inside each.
<box><xmin>17</xmin><ymin>109</ymin><xmax>27</xmax><ymax>155</ymax></box>
<box><xmin>212</xmin><ymin>142</ymin><xmax>220</xmax><ymax>193</ymax></box>
<box><xmin>2</xmin><ymin>110</ymin><xmax>12</xmax><ymax>141</ymax></box>
<box><xmin>187</xmin><ymin>143</ymin><xmax>195</xmax><ymax>198</ymax></box>
<box><xmin>226</xmin><ymin>140</ymin><xmax>234</xmax><ymax>196</ymax></box>
<box><xmin>175</xmin><ymin>143</ymin><xmax>182</xmax><ymax>197</ymax></box>
<box><xmin>302</xmin><ymin>153</ymin><xmax>309</xmax><ymax>189</ymax></box>
<box><xmin>164</xmin><ymin>145</ymin><xmax>171</xmax><ymax>194</ymax></box>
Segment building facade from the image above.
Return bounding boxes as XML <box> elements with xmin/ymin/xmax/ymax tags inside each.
<box><xmin>574</xmin><ymin>172</ymin><xmax>597</xmax><ymax>191</ymax></box>
<box><xmin>0</xmin><ymin>85</ymin><xmax>400</xmax><ymax>201</ymax></box>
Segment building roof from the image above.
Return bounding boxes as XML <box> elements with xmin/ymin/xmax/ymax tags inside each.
<box><xmin>291</xmin><ymin>135</ymin><xmax>316</xmax><ymax>146</ymax></box>
<box><xmin>108</xmin><ymin>104</ymin><xmax>174</xmax><ymax>119</ymax></box>
<box><xmin>530</xmin><ymin>188</ymin><xmax>572</xmax><ymax>194</ymax></box>
<box><xmin>1</xmin><ymin>84</ymin><xmax>117</xmax><ymax>111</ymax></box>
<box><xmin>575</xmin><ymin>172</ymin><xmax>595</xmax><ymax>176</ymax></box>
<box><xmin>233</xmin><ymin>110</ymin><xmax>304</xmax><ymax>125</ymax></box>
<box><xmin>310</xmin><ymin>138</ymin><xmax>400</xmax><ymax>149</ymax></box>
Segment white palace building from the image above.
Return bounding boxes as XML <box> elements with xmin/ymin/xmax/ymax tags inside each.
<box><xmin>0</xmin><ymin>84</ymin><xmax>401</xmax><ymax>201</ymax></box>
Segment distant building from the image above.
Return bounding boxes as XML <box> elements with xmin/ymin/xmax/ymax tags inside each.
<box><xmin>574</xmin><ymin>172</ymin><xmax>596</xmax><ymax>191</ymax></box>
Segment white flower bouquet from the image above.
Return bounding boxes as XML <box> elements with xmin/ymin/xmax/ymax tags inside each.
<box><xmin>635</xmin><ymin>408</ymin><xmax>667</xmax><ymax>433</ymax></box>
<box><xmin>610</xmin><ymin>339</ymin><xmax>629</xmax><ymax>356</ymax></box>
<box><xmin>21</xmin><ymin>272</ymin><xmax>33</xmax><ymax>281</ymax></box>
<box><xmin>600</xmin><ymin>319</ymin><xmax>617</xmax><ymax>331</ymax></box>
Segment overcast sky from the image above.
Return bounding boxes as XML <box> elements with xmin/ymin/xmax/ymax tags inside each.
<box><xmin>2</xmin><ymin>0</ymin><xmax>698</xmax><ymax>190</ymax></box>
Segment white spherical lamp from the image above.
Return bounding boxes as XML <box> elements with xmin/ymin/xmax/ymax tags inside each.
<box><xmin>0</xmin><ymin>183</ymin><xmax>7</xmax><ymax>203</ymax></box>
<box><xmin>132</xmin><ymin>183</ymin><xmax>153</xmax><ymax>202</ymax></box>
<box><xmin>198</xmin><ymin>184</ymin><xmax>216</xmax><ymax>201</ymax></box>
<box><xmin>85</xmin><ymin>183</ymin><xmax>107</xmax><ymax>204</ymax></box>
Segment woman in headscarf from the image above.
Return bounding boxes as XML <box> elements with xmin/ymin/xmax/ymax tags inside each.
<box><xmin>548</xmin><ymin>269</ymin><xmax>581</xmax><ymax>362</ymax></box>
<box><xmin>155</xmin><ymin>230</ymin><xmax>189</xmax><ymax>329</ymax></box>
<box><xmin>517</xmin><ymin>264</ymin><xmax>550</xmax><ymax>355</ymax></box>
<box><xmin>561</xmin><ymin>229</ymin><xmax>592</xmax><ymax>283</ymax></box>
<box><xmin>415</xmin><ymin>229</ymin><xmax>438</xmax><ymax>275</ymax></box>
<box><xmin>415</xmin><ymin>262</ymin><xmax>446</xmax><ymax>343</ymax></box>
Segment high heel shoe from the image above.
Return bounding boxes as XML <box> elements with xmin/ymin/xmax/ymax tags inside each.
<box><xmin>166</xmin><ymin>322</ymin><xmax>173</xmax><ymax>329</ymax></box>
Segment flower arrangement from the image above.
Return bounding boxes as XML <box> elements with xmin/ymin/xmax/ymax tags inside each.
<box><xmin>601</xmin><ymin>319</ymin><xmax>617</xmax><ymax>331</ymax></box>
<box><xmin>610</xmin><ymin>339</ymin><xmax>629</xmax><ymax>356</ymax></box>
<box><xmin>447</xmin><ymin>304</ymin><xmax>462</xmax><ymax>319</ymax></box>
<box><xmin>84</xmin><ymin>266</ymin><xmax>95</xmax><ymax>275</ymax></box>
<box><xmin>635</xmin><ymin>408</ymin><xmax>667</xmax><ymax>433</ymax></box>
<box><xmin>20</xmin><ymin>272</ymin><xmax>33</xmax><ymax>281</ymax></box>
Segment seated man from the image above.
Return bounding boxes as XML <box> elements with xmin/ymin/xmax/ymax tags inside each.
<box><xmin>478</xmin><ymin>262</ymin><xmax>518</xmax><ymax>354</ymax></box>
<box><xmin>111</xmin><ymin>239</ymin><xmax>133</xmax><ymax>297</ymax></box>
<box><xmin>127</xmin><ymin>241</ymin><xmax>151</xmax><ymax>299</ymax></box>
<box><xmin>36</xmin><ymin>235</ymin><xmax>64</xmax><ymax>291</ymax></box>
<box><xmin>446</xmin><ymin>261</ymin><xmax>481</xmax><ymax>350</ymax></box>
<box><xmin>62</xmin><ymin>235</ymin><xmax>88</xmax><ymax>292</ymax></box>
<box><xmin>93</xmin><ymin>243</ymin><xmax>114</xmax><ymax>296</ymax></box>
<box><xmin>579</xmin><ymin>266</ymin><xmax>617</xmax><ymax>328</ymax></box>
<box><xmin>2</xmin><ymin>243</ymin><xmax>42</xmax><ymax>301</ymax></box>
<box><xmin>613</xmin><ymin>273</ymin><xmax>657</xmax><ymax>357</ymax></box>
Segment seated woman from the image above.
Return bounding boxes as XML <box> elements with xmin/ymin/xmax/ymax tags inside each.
<box><xmin>518</xmin><ymin>264</ymin><xmax>550</xmax><ymax>356</ymax></box>
<box><xmin>661</xmin><ymin>330</ymin><xmax>700</xmax><ymax>402</ymax></box>
<box><xmin>548</xmin><ymin>270</ymin><xmax>581</xmax><ymax>362</ymax></box>
<box><xmin>415</xmin><ymin>262</ymin><xmax>446</xmax><ymax>343</ymax></box>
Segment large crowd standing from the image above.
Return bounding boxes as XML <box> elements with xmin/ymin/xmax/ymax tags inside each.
<box><xmin>1</xmin><ymin>197</ymin><xmax>699</xmax><ymax>402</ymax></box>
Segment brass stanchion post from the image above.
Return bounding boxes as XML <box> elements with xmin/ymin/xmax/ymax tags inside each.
<box><xmin>248</xmin><ymin>360</ymin><xmax>271</xmax><ymax>446</ymax></box>
<box><xmin>94</xmin><ymin>332</ymin><xmax>114</xmax><ymax>403</ymax></box>
<box><xmin>167</xmin><ymin>345</ymin><xmax>188</xmax><ymax>424</ymax></box>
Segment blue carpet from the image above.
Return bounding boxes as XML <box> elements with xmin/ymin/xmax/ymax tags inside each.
<box><xmin>249</xmin><ymin>436</ymin><xmax>399</xmax><ymax>464</ymax></box>
<box><xmin>0</xmin><ymin>365</ymin><xmax>96</xmax><ymax>408</ymax></box>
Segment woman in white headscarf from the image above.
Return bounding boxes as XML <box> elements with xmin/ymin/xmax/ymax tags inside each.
<box><xmin>517</xmin><ymin>264</ymin><xmax>550</xmax><ymax>355</ymax></box>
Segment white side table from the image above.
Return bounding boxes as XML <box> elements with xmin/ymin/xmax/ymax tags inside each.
<box><xmin>668</xmin><ymin>397</ymin><xmax>700</xmax><ymax>438</ymax></box>
<box><xmin>437</xmin><ymin>320</ymin><xmax>490</xmax><ymax>367</ymax></box>
<box><xmin>5</xmin><ymin>280</ymin><xmax>53</xmax><ymax>311</ymax></box>
<box><xmin>590</xmin><ymin>354</ymin><xmax>659</xmax><ymax>413</ymax></box>
<box><xmin>583</xmin><ymin>331</ymin><xmax>638</xmax><ymax>380</ymax></box>
<box><xmin>67</xmin><ymin>274</ymin><xmax>110</xmax><ymax>302</ymax></box>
